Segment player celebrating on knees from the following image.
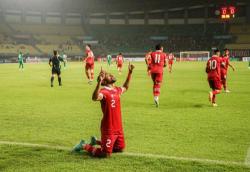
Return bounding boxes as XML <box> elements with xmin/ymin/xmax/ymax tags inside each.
<box><xmin>72</xmin><ymin>63</ymin><xmax>135</xmax><ymax>158</ymax></box>
<box><xmin>150</xmin><ymin>44</ymin><xmax>167</xmax><ymax>107</ymax></box>
<box><xmin>116</xmin><ymin>53</ymin><xmax>124</xmax><ymax>74</ymax></box>
<box><xmin>168</xmin><ymin>52</ymin><xmax>175</xmax><ymax>73</ymax></box>
<box><xmin>206</xmin><ymin>49</ymin><xmax>222</xmax><ymax>107</ymax></box>
<box><xmin>84</xmin><ymin>44</ymin><xmax>95</xmax><ymax>84</ymax></box>
<box><xmin>49</xmin><ymin>50</ymin><xmax>64</xmax><ymax>87</ymax></box>
<box><xmin>145</xmin><ymin>49</ymin><xmax>152</xmax><ymax>76</ymax></box>
<box><xmin>221</xmin><ymin>48</ymin><xmax>235</xmax><ymax>93</ymax></box>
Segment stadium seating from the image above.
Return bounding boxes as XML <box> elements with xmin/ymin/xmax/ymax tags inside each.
<box><xmin>34</xmin><ymin>35</ymin><xmax>72</xmax><ymax>44</ymax></box>
<box><xmin>226</xmin><ymin>25</ymin><xmax>250</xmax><ymax>50</ymax></box>
<box><xmin>36</xmin><ymin>44</ymin><xmax>82</xmax><ymax>55</ymax></box>
<box><xmin>0</xmin><ymin>44</ymin><xmax>40</xmax><ymax>55</ymax></box>
<box><xmin>10</xmin><ymin>24</ymin><xmax>85</xmax><ymax>35</ymax></box>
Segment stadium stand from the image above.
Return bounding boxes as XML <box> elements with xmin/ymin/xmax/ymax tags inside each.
<box><xmin>225</xmin><ymin>24</ymin><xmax>250</xmax><ymax>50</ymax></box>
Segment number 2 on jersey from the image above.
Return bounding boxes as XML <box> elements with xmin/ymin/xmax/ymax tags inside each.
<box><xmin>111</xmin><ymin>94</ymin><xmax>116</xmax><ymax>108</ymax></box>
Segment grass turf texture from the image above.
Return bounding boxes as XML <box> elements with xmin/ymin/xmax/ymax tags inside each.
<box><xmin>0</xmin><ymin>61</ymin><xmax>249</xmax><ymax>171</ymax></box>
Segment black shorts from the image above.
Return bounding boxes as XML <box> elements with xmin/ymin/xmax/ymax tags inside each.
<box><xmin>52</xmin><ymin>68</ymin><xmax>61</xmax><ymax>75</ymax></box>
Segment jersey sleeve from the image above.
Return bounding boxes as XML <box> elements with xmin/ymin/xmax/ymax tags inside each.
<box><xmin>58</xmin><ymin>56</ymin><xmax>64</xmax><ymax>62</ymax></box>
<box><xmin>116</xmin><ymin>87</ymin><xmax>125</xmax><ymax>95</ymax></box>
<box><xmin>99</xmin><ymin>89</ymin><xmax>106</xmax><ymax>100</ymax></box>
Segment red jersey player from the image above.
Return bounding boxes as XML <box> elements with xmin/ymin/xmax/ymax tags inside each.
<box><xmin>116</xmin><ymin>53</ymin><xmax>124</xmax><ymax>74</ymax></box>
<box><xmin>72</xmin><ymin>63</ymin><xmax>135</xmax><ymax>157</ymax></box>
<box><xmin>206</xmin><ymin>49</ymin><xmax>222</xmax><ymax>107</ymax></box>
<box><xmin>84</xmin><ymin>44</ymin><xmax>95</xmax><ymax>84</ymax></box>
<box><xmin>149</xmin><ymin>44</ymin><xmax>167</xmax><ymax>107</ymax></box>
<box><xmin>221</xmin><ymin>48</ymin><xmax>235</xmax><ymax>93</ymax></box>
<box><xmin>145</xmin><ymin>49</ymin><xmax>152</xmax><ymax>76</ymax></box>
<box><xmin>168</xmin><ymin>52</ymin><xmax>175</xmax><ymax>73</ymax></box>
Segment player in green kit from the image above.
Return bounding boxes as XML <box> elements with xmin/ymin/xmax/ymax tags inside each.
<box><xmin>62</xmin><ymin>52</ymin><xmax>67</xmax><ymax>69</ymax></box>
<box><xmin>107</xmin><ymin>54</ymin><xmax>112</xmax><ymax>66</ymax></box>
<box><xmin>18</xmin><ymin>52</ymin><xmax>24</xmax><ymax>70</ymax></box>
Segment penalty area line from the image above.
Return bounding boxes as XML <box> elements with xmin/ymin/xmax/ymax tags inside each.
<box><xmin>0</xmin><ymin>140</ymin><xmax>247</xmax><ymax>167</ymax></box>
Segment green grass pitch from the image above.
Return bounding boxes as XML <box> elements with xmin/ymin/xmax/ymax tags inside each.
<box><xmin>0</xmin><ymin>61</ymin><xmax>250</xmax><ymax>172</ymax></box>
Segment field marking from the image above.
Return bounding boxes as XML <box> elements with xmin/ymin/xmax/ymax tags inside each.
<box><xmin>0</xmin><ymin>140</ymin><xmax>248</xmax><ymax>167</ymax></box>
<box><xmin>245</xmin><ymin>147</ymin><xmax>250</xmax><ymax>166</ymax></box>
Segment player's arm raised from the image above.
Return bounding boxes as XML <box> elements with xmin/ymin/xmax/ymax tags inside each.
<box><xmin>122</xmin><ymin>62</ymin><xmax>134</xmax><ymax>92</ymax></box>
<box><xmin>229</xmin><ymin>62</ymin><xmax>235</xmax><ymax>71</ymax></box>
<box><xmin>92</xmin><ymin>70</ymin><xmax>105</xmax><ymax>101</ymax></box>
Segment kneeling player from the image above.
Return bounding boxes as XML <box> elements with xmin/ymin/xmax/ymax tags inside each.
<box><xmin>72</xmin><ymin>63</ymin><xmax>135</xmax><ymax>157</ymax></box>
<box><xmin>116</xmin><ymin>53</ymin><xmax>124</xmax><ymax>74</ymax></box>
<box><xmin>49</xmin><ymin>50</ymin><xmax>64</xmax><ymax>87</ymax></box>
<box><xmin>206</xmin><ymin>49</ymin><xmax>222</xmax><ymax>107</ymax></box>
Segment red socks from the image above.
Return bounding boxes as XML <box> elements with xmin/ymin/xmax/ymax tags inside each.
<box><xmin>212</xmin><ymin>90</ymin><xmax>221</xmax><ymax>103</ymax></box>
<box><xmin>153</xmin><ymin>83</ymin><xmax>161</xmax><ymax>96</ymax></box>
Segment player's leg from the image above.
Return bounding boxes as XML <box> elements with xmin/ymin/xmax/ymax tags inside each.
<box><xmin>112</xmin><ymin>134</ymin><xmax>125</xmax><ymax>153</ymax></box>
<box><xmin>84</xmin><ymin>135</ymin><xmax>115</xmax><ymax>158</ymax></box>
<box><xmin>19</xmin><ymin>62</ymin><xmax>21</xmax><ymax>69</ymax></box>
<box><xmin>151</xmin><ymin>73</ymin><xmax>162</xmax><ymax>107</ymax></box>
<box><xmin>90</xmin><ymin>65</ymin><xmax>94</xmax><ymax>81</ymax></box>
<box><xmin>57</xmin><ymin>71</ymin><xmax>62</xmax><ymax>86</ymax></box>
<box><xmin>50</xmin><ymin>72</ymin><xmax>55</xmax><ymax>87</ymax></box>
<box><xmin>208</xmin><ymin>79</ymin><xmax>221</xmax><ymax>106</ymax></box>
<box><xmin>21</xmin><ymin>61</ymin><xmax>24</xmax><ymax>69</ymax></box>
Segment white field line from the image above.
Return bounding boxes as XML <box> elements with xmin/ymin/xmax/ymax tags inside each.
<box><xmin>245</xmin><ymin>147</ymin><xmax>250</xmax><ymax>167</ymax></box>
<box><xmin>0</xmin><ymin>140</ymin><xmax>248</xmax><ymax>167</ymax></box>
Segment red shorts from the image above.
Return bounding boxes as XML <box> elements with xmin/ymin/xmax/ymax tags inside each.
<box><xmin>117</xmin><ymin>63</ymin><xmax>123</xmax><ymax>68</ymax></box>
<box><xmin>101</xmin><ymin>134</ymin><xmax>125</xmax><ymax>155</ymax></box>
<box><xmin>151</xmin><ymin>73</ymin><xmax>163</xmax><ymax>83</ymax></box>
<box><xmin>221</xmin><ymin>70</ymin><xmax>227</xmax><ymax>80</ymax></box>
<box><xmin>208</xmin><ymin>78</ymin><xmax>221</xmax><ymax>90</ymax></box>
<box><xmin>168</xmin><ymin>61</ymin><xmax>173</xmax><ymax>65</ymax></box>
<box><xmin>86</xmin><ymin>63</ymin><xmax>94</xmax><ymax>70</ymax></box>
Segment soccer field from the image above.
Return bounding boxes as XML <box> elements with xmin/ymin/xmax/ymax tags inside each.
<box><xmin>0</xmin><ymin>61</ymin><xmax>250</xmax><ymax>172</ymax></box>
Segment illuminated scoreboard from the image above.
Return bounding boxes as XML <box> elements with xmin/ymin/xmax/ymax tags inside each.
<box><xmin>220</xmin><ymin>6</ymin><xmax>236</xmax><ymax>19</ymax></box>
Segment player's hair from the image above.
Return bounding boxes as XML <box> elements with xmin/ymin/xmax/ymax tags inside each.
<box><xmin>155</xmin><ymin>44</ymin><xmax>162</xmax><ymax>50</ymax></box>
<box><xmin>224</xmin><ymin>48</ymin><xmax>229</xmax><ymax>52</ymax></box>
<box><xmin>86</xmin><ymin>44</ymin><xmax>91</xmax><ymax>49</ymax></box>
<box><xmin>53</xmin><ymin>50</ymin><xmax>58</xmax><ymax>56</ymax></box>
<box><xmin>119</xmin><ymin>52</ymin><xmax>122</xmax><ymax>55</ymax></box>
<box><xmin>213</xmin><ymin>49</ymin><xmax>220</xmax><ymax>54</ymax></box>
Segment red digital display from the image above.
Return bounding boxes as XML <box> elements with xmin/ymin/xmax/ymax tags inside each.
<box><xmin>220</xmin><ymin>6</ymin><xmax>236</xmax><ymax>19</ymax></box>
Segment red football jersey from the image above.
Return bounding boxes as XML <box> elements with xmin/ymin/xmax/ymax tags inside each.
<box><xmin>206</xmin><ymin>55</ymin><xmax>221</xmax><ymax>79</ymax></box>
<box><xmin>85</xmin><ymin>50</ymin><xmax>94</xmax><ymax>64</ymax></box>
<box><xmin>99</xmin><ymin>86</ymin><xmax>125</xmax><ymax>135</ymax></box>
<box><xmin>150</xmin><ymin>51</ymin><xmax>167</xmax><ymax>73</ymax></box>
<box><xmin>168</xmin><ymin>54</ymin><xmax>174</xmax><ymax>62</ymax></box>
<box><xmin>221</xmin><ymin>56</ymin><xmax>229</xmax><ymax>71</ymax></box>
<box><xmin>116</xmin><ymin>55</ymin><xmax>123</xmax><ymax>64</ymax></box>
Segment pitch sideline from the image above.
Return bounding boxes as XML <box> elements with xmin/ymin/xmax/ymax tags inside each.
<box><xmin>0</xmin><ymin>140</ymin><xmax>248</xmax><ymax>167</ymax></box>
